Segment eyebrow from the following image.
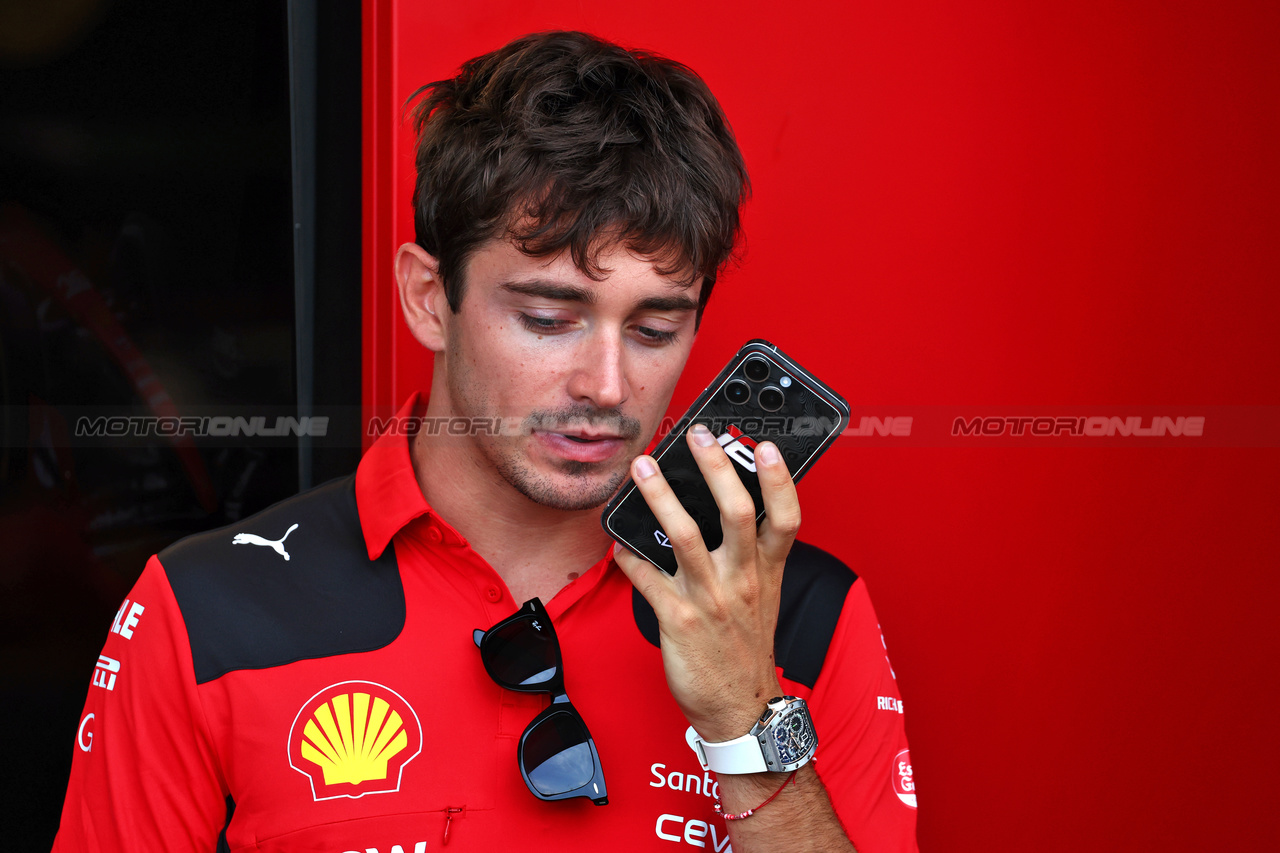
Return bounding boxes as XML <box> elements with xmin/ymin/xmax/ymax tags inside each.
<box><xmin>501</xmin><ymin>280</ymin><xmax>597</xmax><ymax>304</ymax></box>
<box><xmin>499</xmin><ymin>280</ymin><xmax>698</xmax><ymax>314</ymax></box>
<box><xmin>635</xmin><ymin>293</ymin><xmax>698</xmax><ymax>313</ymax></box>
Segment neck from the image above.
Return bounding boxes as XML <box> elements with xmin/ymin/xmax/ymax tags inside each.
<box><xmin>408</xmin><ymin>398</ymin><xmax>615</xmax><ymax>603</ymax></box>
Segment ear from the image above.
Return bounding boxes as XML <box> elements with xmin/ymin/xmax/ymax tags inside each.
<box><xmin>395</xmin><ymin>242</ymin><xmax>448</xmax><ymax>352</ymax></box>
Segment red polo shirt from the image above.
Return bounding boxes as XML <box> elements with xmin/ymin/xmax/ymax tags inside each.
<box><xmin>54</xmin><ymin>393</ymin><xmax>917</xmax><ymax>852</ymax></box>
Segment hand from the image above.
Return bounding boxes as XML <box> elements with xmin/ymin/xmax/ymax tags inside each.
<box><xmin>612</xmin><ymin>424</ymin><xmax>802</xmax><ymax>742</ymax></box>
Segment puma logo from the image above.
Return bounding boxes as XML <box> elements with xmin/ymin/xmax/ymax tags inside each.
<box><xmin>232</xmin><ymin>524</ymin><xmax>299</xmax><ymax>561</ymax></box>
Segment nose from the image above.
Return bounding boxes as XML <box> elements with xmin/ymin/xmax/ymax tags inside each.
<box><xmin>566</xmin><ymin>331</ymin><xmax>630</xmax><ymax>410</ymax></box>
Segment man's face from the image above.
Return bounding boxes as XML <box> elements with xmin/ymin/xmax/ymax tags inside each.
<box><xmin>434</xmin><ymin>237</ymin><xmax>700</xmax><ymax>511</ymax></box>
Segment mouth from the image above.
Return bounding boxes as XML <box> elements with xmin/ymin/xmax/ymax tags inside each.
<box><xmin>555</xmin><ymin>430</ymin><xmax>622</xmax><ymax>443</ymax></box>
<box><xmin>534</xmin><ymin>429</ymin><xmax>627</xmax><ymax>464</ymax></box>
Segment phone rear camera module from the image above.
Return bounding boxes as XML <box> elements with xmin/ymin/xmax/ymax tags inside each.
<box><xmin>758</xmin><ymin>386</ymin><xmax>785</xmax><ymax>412</ymax></box>
<box><xmin>724</xmin><ymin>380</ymin><xmax>751</xmax><ymax>405</ymax></box>
<box><xmin>743</xmin><ymin>357</ymin><xmax>771</xmax><ymax>383</ymax></box>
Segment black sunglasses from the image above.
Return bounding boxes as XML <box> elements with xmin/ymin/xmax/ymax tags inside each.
<box><xmin>473</xmin><ymin>598</ymin><xmax>608</xmax><ymax>806</ymax></box>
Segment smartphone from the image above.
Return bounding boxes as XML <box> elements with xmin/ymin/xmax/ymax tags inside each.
<box><xmin>601</xmin><ymin>339</ymin><xmax>850</xmax><ymax>575</ymax></box>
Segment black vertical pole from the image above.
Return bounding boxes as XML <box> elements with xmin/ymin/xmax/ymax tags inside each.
<box><xmin>287</xmin><ymin>0</ymin><xmax>317</xmax><ymax>491</ymax></box>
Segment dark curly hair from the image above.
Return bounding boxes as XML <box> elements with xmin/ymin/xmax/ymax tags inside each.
<box><xmin>407</xmin><ymin>31</ymin><xmax>750</xmax><ymax>322</ymax></box>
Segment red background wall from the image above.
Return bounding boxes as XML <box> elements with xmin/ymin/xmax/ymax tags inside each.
<box><xmin>362</xmin><ymin>2</ymin><xmax>1280</xmax><ymax>849</ymax></box>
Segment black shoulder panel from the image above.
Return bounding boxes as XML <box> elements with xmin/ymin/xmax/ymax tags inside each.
<box><xmin>631</xmin><ymin>540</ymin><xmax>856</xmax><ymax>689</ymax></box>
<box><xmin>771</xmin><ymin>541</ymin><xmax>856</xmax><ymax>688</ymax></box>
<box><xmin>161</xmin><ymin>475</ymin><xmax>405</xmax><ymax>684</ymax></box>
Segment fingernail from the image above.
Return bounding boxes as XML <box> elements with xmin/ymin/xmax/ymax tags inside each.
<box><xmin>690</xmin><ymin>423</ymin><xmax>715</xmax><ymax>447</ymax></box>
<box><xmin>759</xmin><ymin>442</ymin><xmax>781</xmax><ymax>465</ymax></box>
<box><xmin>635</xmin><ymin>456</ymin><xmax>658</xmax><ymax>479</ymax></box>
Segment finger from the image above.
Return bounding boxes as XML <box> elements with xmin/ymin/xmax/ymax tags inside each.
<box><xmin>753</xmin><ymin>441</ymin><xmax>801</xmax><ymax>568</ymax></box>
<box><xmin>611</xmin><ymin>542</ymin><xmax>677</xmax><ymax>619</ymax></box>
<box><xmin>685</xmin><ymin>423</ymin><xmax>759</xmax><ymax>570</ymax></box>
<box><xmin>627</xmin><ymin>454</ymin><xmax>716</xmax><ymax>577</ymax></box>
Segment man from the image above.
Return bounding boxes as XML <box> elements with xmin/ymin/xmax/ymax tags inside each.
<box><xmin>55</xmin><ymin>31</ymin><xmax>916</xmax><ymax>852</ymax></box>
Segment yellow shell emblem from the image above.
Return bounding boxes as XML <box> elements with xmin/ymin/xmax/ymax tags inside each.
<box><xmin>299</xmin><ymin>691</ymin><xmax>408</xmax><ymax>786</ymax></box>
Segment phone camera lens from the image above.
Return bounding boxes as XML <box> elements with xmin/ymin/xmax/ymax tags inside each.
<box><xmin>724</xmin><ymin>380</ymin><xmax>751</xmax><ymax>405</ymax></box>
<box><xmin>758</xmin><ymin>386</ymin><xmax>785</xmax><ymax>412</ymax></box>
<box><xmin>743</xmin><ymin>357</ymin><xmax>771</xmax><ymax>383</ymax></box>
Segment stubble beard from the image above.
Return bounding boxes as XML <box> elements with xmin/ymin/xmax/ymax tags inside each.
<box><xmin>491</xmin><ymin>446</ymin><xmax>633</xmax><ymax>511</ymax></box>
<box><xmin>446</xmin><ymin>341</ymin><xmax>644</xmax><ymax>512</ymax></box>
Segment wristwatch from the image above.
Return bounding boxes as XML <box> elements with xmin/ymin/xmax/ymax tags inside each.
<box><xmin>685</xmin><ymin>696</ymin><xmax>818</xmax><ymax>774</ymax></box>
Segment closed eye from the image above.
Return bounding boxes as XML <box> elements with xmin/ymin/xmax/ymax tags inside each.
<box><xmin>517</xmin><ymin>314</ymin><xmax>573</xmax><ymax>333</ymax></box>
<box><xmin>635</xmin><ymin>326</ymin><xmax>679</xmax><ymax>345</ymax></box>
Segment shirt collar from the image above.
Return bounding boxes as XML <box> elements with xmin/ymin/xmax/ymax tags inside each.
<box><xmin>355</xmin><ymin>392</ymin><xmax>434</xmax><ymax>560</ymax></box>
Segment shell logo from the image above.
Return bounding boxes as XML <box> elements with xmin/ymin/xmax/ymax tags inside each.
<box><xmin>288</xmin><ymin>681</ymin><xmax>422</xmax><ymax>801</ymax></box>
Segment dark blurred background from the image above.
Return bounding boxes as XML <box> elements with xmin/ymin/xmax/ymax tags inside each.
<box><xmin>0</xmin><ymin>3</ymin><xmax>361</xmax><ymax>848</ymax></box>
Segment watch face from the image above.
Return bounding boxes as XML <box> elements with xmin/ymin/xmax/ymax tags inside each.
<box><xmin>771</xmin><ymin>707</ymin><xmax>815</xmax><ymax>766</ymax></box>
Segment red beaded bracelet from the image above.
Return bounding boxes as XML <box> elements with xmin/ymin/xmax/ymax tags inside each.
<box><xmin>713</xmin><ymin>769</ymin><xmax>799</xmax><ymax>821</ymax></box>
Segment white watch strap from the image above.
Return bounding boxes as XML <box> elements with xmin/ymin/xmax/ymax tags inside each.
<box><xmin>685</xmin><ymin>725</ymin><xmax>769</xmax><ymax>774</ymax></box>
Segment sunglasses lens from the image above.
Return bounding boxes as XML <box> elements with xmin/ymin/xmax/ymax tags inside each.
<box><xmin>484</xmin><ymin>617</ymin><xmax>559</xmax><ymax>688</ymax></box>
<box><xmin>522</xmin><ymin>709</ymin><xmax>596</xmax><ymax>796</ymax></box>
